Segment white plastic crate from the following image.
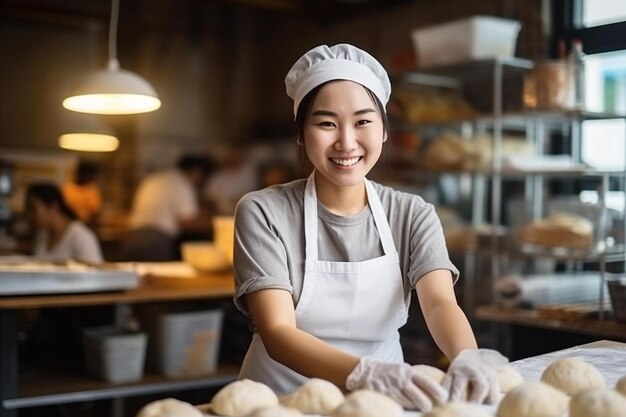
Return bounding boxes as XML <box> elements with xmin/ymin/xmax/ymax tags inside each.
<box><xmin>154</xmin><ymin>309</ymin><xmax>224</xmax><ymax>377</ymax></box>
<box><xmin>83</xmin><ymin>326</ymin><xmax>147</xmax><ymax>383</ymax></box>
<box><xmin>411</xmin><ymin>15</ymin><xmax>521</xmax><ymax>68</ymax></box>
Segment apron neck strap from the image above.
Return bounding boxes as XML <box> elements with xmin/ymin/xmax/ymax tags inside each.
<box><xmin>304</xmin><ymin>171</ymin><xmax>396</xmax><ymax>261</ymax></box>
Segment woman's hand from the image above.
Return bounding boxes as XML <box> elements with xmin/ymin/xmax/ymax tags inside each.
<box><xmin>346</xmin><ymin>357</ymin><xmax>448</xmax><ymax>411</ymax></box>
<box><xmin>441</xmin><ymin>349</ymin><xmax>508</xmax><ymax>404</ymax></box>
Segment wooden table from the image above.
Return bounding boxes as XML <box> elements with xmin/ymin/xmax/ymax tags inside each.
<box><xmin>0</xmin><ymin>273</ymin><xmax>236</xmax><ymax>417</ymax></box>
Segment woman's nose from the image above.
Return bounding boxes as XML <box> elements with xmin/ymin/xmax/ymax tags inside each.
<box><xmin>335</xmin><ymin>127</ymin><xmax>357</xmax><ymax>151</ymax></box>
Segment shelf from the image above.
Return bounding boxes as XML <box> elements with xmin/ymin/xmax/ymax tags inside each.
<box><xmin>4</xmin><ymin>365</ymin><xmax>240</xmax><ymax>409</ymax></box>
<box><xmin>475</xmin><ymin>305</ymin><xmax>626</xmax><ymax>340</ymax></box>
<box><xmin>398</xmin><ymin>57</ymin><xmax>534</xmax><ymax>82</ymax></box>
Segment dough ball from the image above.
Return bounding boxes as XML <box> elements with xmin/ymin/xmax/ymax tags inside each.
<box><xmin>136</xmin><ymin>398</ymin><xmax>203</xmax><ymax>417</ymax></box>
<box><xmin>244</xmin><ymin>405</ymin><xmax>303</xmax><ymax>417</ymax></box>
<box><xmin>540</xmin><ymin>357</ymin><xmax>605</xmax><ymax>395</ymax></box>
<box><xmin>423</xmin><ymin>402</ymin><xmax>491</xmax><ymax>417</ymax></box>
<box><xmin>497</xmin><ymin>365</ymin><xmax>525</xmax><ymax>393</ymax></box>
<box><xmin>211</xmin><ymin>379</ymin><xmax>279</xmax><ymax>417</ymax></box>
<box><xmin>496</xmin><ymin>382</ymin><xmax>569</xmax><ymax>417</ymax></box>
<box><xmin>570</xmin><ymin>388</ymin><xmax>626</xmax><ymax>417</ymax></box>
<box><xmin>616</xmin><ymin>375</ymin><xmax>626</xmax><ymax>396</ymax></box>
<box><xmin>279</xmin><ymin>378</ymin><xmax>344</xmax><ymax>414</ymax></box>
<box><xmin>330</xmin><ymin>390</ymin><xmax>402</xmax><ymax>417</ymax></box>
<box><xmin>412</xmin><ymin>364</ymin><xmax>446</xmax><ymax>383</ymax></box>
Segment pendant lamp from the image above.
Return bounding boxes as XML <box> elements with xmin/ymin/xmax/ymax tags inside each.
<box><xmin>58</xmin><ymin>113</ymin><xmax>119</xmax><ymax>152</ymax></box>
<box><xmin>62</xmin><ymin>0</ymin><xmax>161</xmax><ymax>115</ymax></box>
<box><xmin>59</xmin><ymin>133</ymin><xmax>120</xmax><ymax>152</ymax></box>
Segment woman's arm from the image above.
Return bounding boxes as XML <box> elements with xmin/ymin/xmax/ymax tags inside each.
<box><xmin>246</xmin><ymin>288</ymin><xmax>360</xmax><ymax>388</ymax></box>
<box><xmin>416</xmin><ymin>269</ymin><xmax>477</xmax><ymax>359</ymax></box>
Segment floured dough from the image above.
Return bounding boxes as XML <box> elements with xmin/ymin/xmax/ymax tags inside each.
<box><xmin>540</xmin><ymin>357</ymin><xmax>605</xmax><ymax>395</ymax></box>
<box><xmin>211</xmin><ymin>379</ymin><xmax>278</xmax><ymax>417</ymax></box>
<box><xmin>330</xmin><ymin>390</ymin><xmax>402</xmax><ymax>417</ymax></box>
<box><xmin>616</xmin><ymin>375</ymin><xmax>626</xmax><ymax>396</ymax></box>
<box><xmin>496</xmin><ymin>382</ymin><xmax>569</xmax><ymax>417</ymax></box>
<box><xmin>423</xmin><ymin>402</ymin><xmax>491</xmax><ymax>417</ymax></box>
<box><xmin>412</xmin><ymin>364</ymin><xmax>446</xmax><ymax>383</ymax></box>
<box><xmin>136</xmin><ymin>398</ymin><xmax>204</xmax><ymax>417</ymax></box>
<box><xmin>570</xmin><ymin>388</ymin><xmax>626</xmax><ymax>417</ymax></box>
<box><xmin>244</xmin><ymin>405</ymin><xmax>303</xmax><ymax>417</ymax></box>
<box><xmin>497</xmin><ymin>366</ymin><xmax>525</xmax><ymax>393</ymax></box>
<box><xmin>279</xmin><ymin>378</ymin><xmax>344</xmax><ymax>414</ymax></box>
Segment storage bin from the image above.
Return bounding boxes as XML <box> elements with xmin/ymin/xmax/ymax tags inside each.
<box><xmin>411</xmin><ymin>15</ymin><xmax>521</xmax><ymax>68</ymax></box>
<box><xmin>608</xmin><ymin>276</ymin><xmax>626</xmax><ymax>323</ymax></box>
<box><xmin>152</xmin><ymin>309</ymin><xmax>224</xmax><ymax>377</ymax></box>
<box><xmin>83</xmin><ymin>326</ymin><xmax>147</xmax><ymax>383</ymax></box>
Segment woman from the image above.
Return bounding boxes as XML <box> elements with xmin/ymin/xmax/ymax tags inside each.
<box><xmin>26</xmin><ymin>182</ymin><xmax>103</xmax><ymax>264</ymax></box>
<box><xmin>233</xmin><ymin>44</ymin><xmax>505</xmax><ymax>411</ymax></box>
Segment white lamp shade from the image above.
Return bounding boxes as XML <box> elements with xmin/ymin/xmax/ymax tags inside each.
<box><xmin>63</xmin><ymin>67</ymin><xmax>161</xmax><ymax>115</ymax></box>
<box><xmin>59</xmin><ymin>133</ymin><xmax>120</xmax><ymax>152</ymax></box>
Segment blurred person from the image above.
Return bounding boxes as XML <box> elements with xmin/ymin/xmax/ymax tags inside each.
<box><xmin>62</xmin><ymin>160</ymin><xmax>103</xmax><ymax>227</ymax></box>
<box><xmin>203</xmin><ymin>151</ymin><xmax>257</xmax><ymax>215</ymax></box>
<box><xmin>25</xmin><ymin>182</ymin><xmax>103</xmax><ymax>264</ymax></box>
<box><xmin>119</xmin><ymin>154</ymin><xmax>216</xmax><ymax>261</ymax></box>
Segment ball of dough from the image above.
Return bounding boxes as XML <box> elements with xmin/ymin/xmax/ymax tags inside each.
<box><xmin>211</xmin><ymin>379</ymin><xmax>279</xmax><ymax>417</ymax></box>
<box><xmin>412</xmin><ymin>364</ymin><xmax>446</xmax><ymax>383</ymax></box>
<box><xmin>540</xmin><ymin>357</ymin><xmax>606</xmax><ymax>395</ymax></box>
<box><xmin>136</xmin><ymin>398</ymin><xmax>204</xmax><ymax>417</ymax></box>
<box><xmin>244</xmin><ymin>405</ymin><xmax>303</xmax><ymax>417</ymax></box>
<box><xmin>570</xmin><ymin>388</ymin><xmax>626</xmax><ymax>417</ymax></box>
<box><xmin>616</xmin><ymin>375</ymin><xmax>626</xmax><ymax>396</ymax></box>
<box><xmin>497</xmin><ymin>365</ymin><xmax>525</xmax><ymax>393</ymax></box>
<box><xmin>330</xmin><ymin>390</ymin><xmax>402</xmax><ymax>417</ymax></box>
<box><xmin>279</xmin><ymin>378</ymin><xmax>344</xmax><ymax>414</ymax></box>
<box><xmin>423</xmin><ymin>402</ymin><xmax>491</xmax><ymax>417</ymax></box>
<box><xmin>496</xmin><ymin>382</ymin><xmax>569</xmax><ymax>417</ymax></box>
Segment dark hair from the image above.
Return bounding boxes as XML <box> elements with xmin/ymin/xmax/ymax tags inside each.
<box><xmin>75</xmin><ymin>161</ymin><xmax>100</xmax><ymax>185</ymax></box>
<box><xmin>177</xmin><ymin>154</ymin><xmax>217</xmax><ymax>175</ymax></box>
<box><xmin>26</xmin><ymin>182</ymin><xmax>77</xmax><ymax>220</ymax></box>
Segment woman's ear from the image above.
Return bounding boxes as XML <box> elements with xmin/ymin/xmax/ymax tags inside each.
<box><xmin>383</xmin><ymin>133</ymin><xmax>388</xmax><ymax>143</ymax></box>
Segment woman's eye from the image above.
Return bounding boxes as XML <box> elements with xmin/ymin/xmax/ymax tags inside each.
<box><xmin>318</xmin><ymin>121</ymin><xmax>336</xmax><ymax>127</ymax></box>
<box><xmin>356</xmin><ymin>120</ymin><xmax>371</xmax><ymax>126</ymax></box>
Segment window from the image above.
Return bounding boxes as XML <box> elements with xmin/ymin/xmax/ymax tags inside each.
<box><xmin>582</xmin><ymin>0</ymin><xmax>626</xmax><ymax>28</ymax></box>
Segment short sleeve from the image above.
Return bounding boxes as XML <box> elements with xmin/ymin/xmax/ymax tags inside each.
<box><xmin>69</xmin><ymin>223</ymin><xmax>103</xmax><ymax>264</ymax></box>
<box><xmin>233</xmin><ymin>192</ymin><xmax>294</xmax><ymax>317</ymax></box>
<box><xmin>407</xmin><ymin>203</ymin><xmax>459</xmax><ymax>288</ymax></box>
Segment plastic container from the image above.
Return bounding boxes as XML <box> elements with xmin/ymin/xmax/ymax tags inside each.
<box><xmin>608</xmin><ymin>276</ymin><xmax>626</xmax><ymax>323</ymax></box>
<box><xmin>411</xmin><ymin>15</ymin><xmax>521</xmax><ymax>68</ymax></box>
<box><xmin>152</xmin><ymin>309</ymin><xmax>224</xmax><ymax>377</ymax></box>
<box><xmin>83</xmin><ymin>326</ymin><xmax>147</xmax><ymax>383</ymax></box>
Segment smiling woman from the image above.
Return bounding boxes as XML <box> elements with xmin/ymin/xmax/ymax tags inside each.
<box><xmin>230</xmin><ymin>43</ymin><xmax>508</xmax><ymax>412</ymax></box>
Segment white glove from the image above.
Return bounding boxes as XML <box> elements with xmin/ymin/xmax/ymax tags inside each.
<box><xmin>346</xmin><ymin>357</ymin><xmax>448</xmax><ymax>411</ymax></box>
<box><xmin>441</xmin><ymin>349</ymin><xmax>508</xmax><ymax>404</ymax></box>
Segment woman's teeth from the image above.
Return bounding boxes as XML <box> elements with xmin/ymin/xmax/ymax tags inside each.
<box><xmin>331</xmin><ymin>157</ymin><xmax>361</xmax><ymax>166</ymax></box>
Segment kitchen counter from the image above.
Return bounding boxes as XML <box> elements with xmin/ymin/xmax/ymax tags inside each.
<box><xmin>0</xmin><ymin>269</ymin><xmax>236</xmax><ymax>417</ymax></box>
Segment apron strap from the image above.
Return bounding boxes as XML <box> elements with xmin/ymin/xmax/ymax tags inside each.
<box><xmin>304</xmin><ymin>172</ymin><xmax>397</xmax><ymax>260</ymax></box>
<box><xmin>304</xmin><ymin>171</ymin><xmax>319</xmax><ymax>261</ymax></box>
<box><xmin>364</xmin><ymin>178</ymin><xmax>396</xmax><ymax>256</ymax></box>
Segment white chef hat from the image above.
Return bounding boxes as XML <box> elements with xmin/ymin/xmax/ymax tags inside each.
<box><xmin>285</xmin><ymin>43</ymin><xmax>391</xmax><ymax>118</ymax></box>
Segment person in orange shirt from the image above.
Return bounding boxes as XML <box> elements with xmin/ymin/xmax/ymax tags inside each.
<box><xmin>62</xmin><ymin>161</ymin><xmax>103</xmax><ymax>227</ymax></box>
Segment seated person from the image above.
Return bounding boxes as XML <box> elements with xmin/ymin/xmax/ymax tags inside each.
<box><xmin>25</xmin><ymin>182</ymin><xmax>103</xmax><ymax>264</ymax></box>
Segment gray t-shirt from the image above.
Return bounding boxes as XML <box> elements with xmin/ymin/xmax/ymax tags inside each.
<box><xmin>233</xmin><ymin>178</ymin><xmax>459</xmax><ymax>318</ymax></box>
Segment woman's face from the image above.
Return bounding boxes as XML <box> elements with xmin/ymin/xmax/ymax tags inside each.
<box><xmin>27</xmin><ymin>197</ymin><xmax>51</xmax><ymax>227</ymax></box>
<box><xmin>303</xmin><ymin>80</ymin><xmax>386</xmax><ymax>189</ymax></box>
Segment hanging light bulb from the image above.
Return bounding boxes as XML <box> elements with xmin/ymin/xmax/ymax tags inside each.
<box><xmin>63</xmin><ymin>0</ymin><xmax>161</xmax><ymax>115</ymax></box>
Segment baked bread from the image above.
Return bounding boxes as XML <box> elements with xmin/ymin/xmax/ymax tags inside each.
<box><xmin>516</xmin><ymin>213</ymin><xmax>593</xmax><ymax>249</ymax></box>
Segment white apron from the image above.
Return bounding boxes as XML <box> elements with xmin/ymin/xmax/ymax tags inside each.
<box><xmin>238</xmin><ymin>172</ymin><xmax>409</xmax><ymax>394</ymax></box>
